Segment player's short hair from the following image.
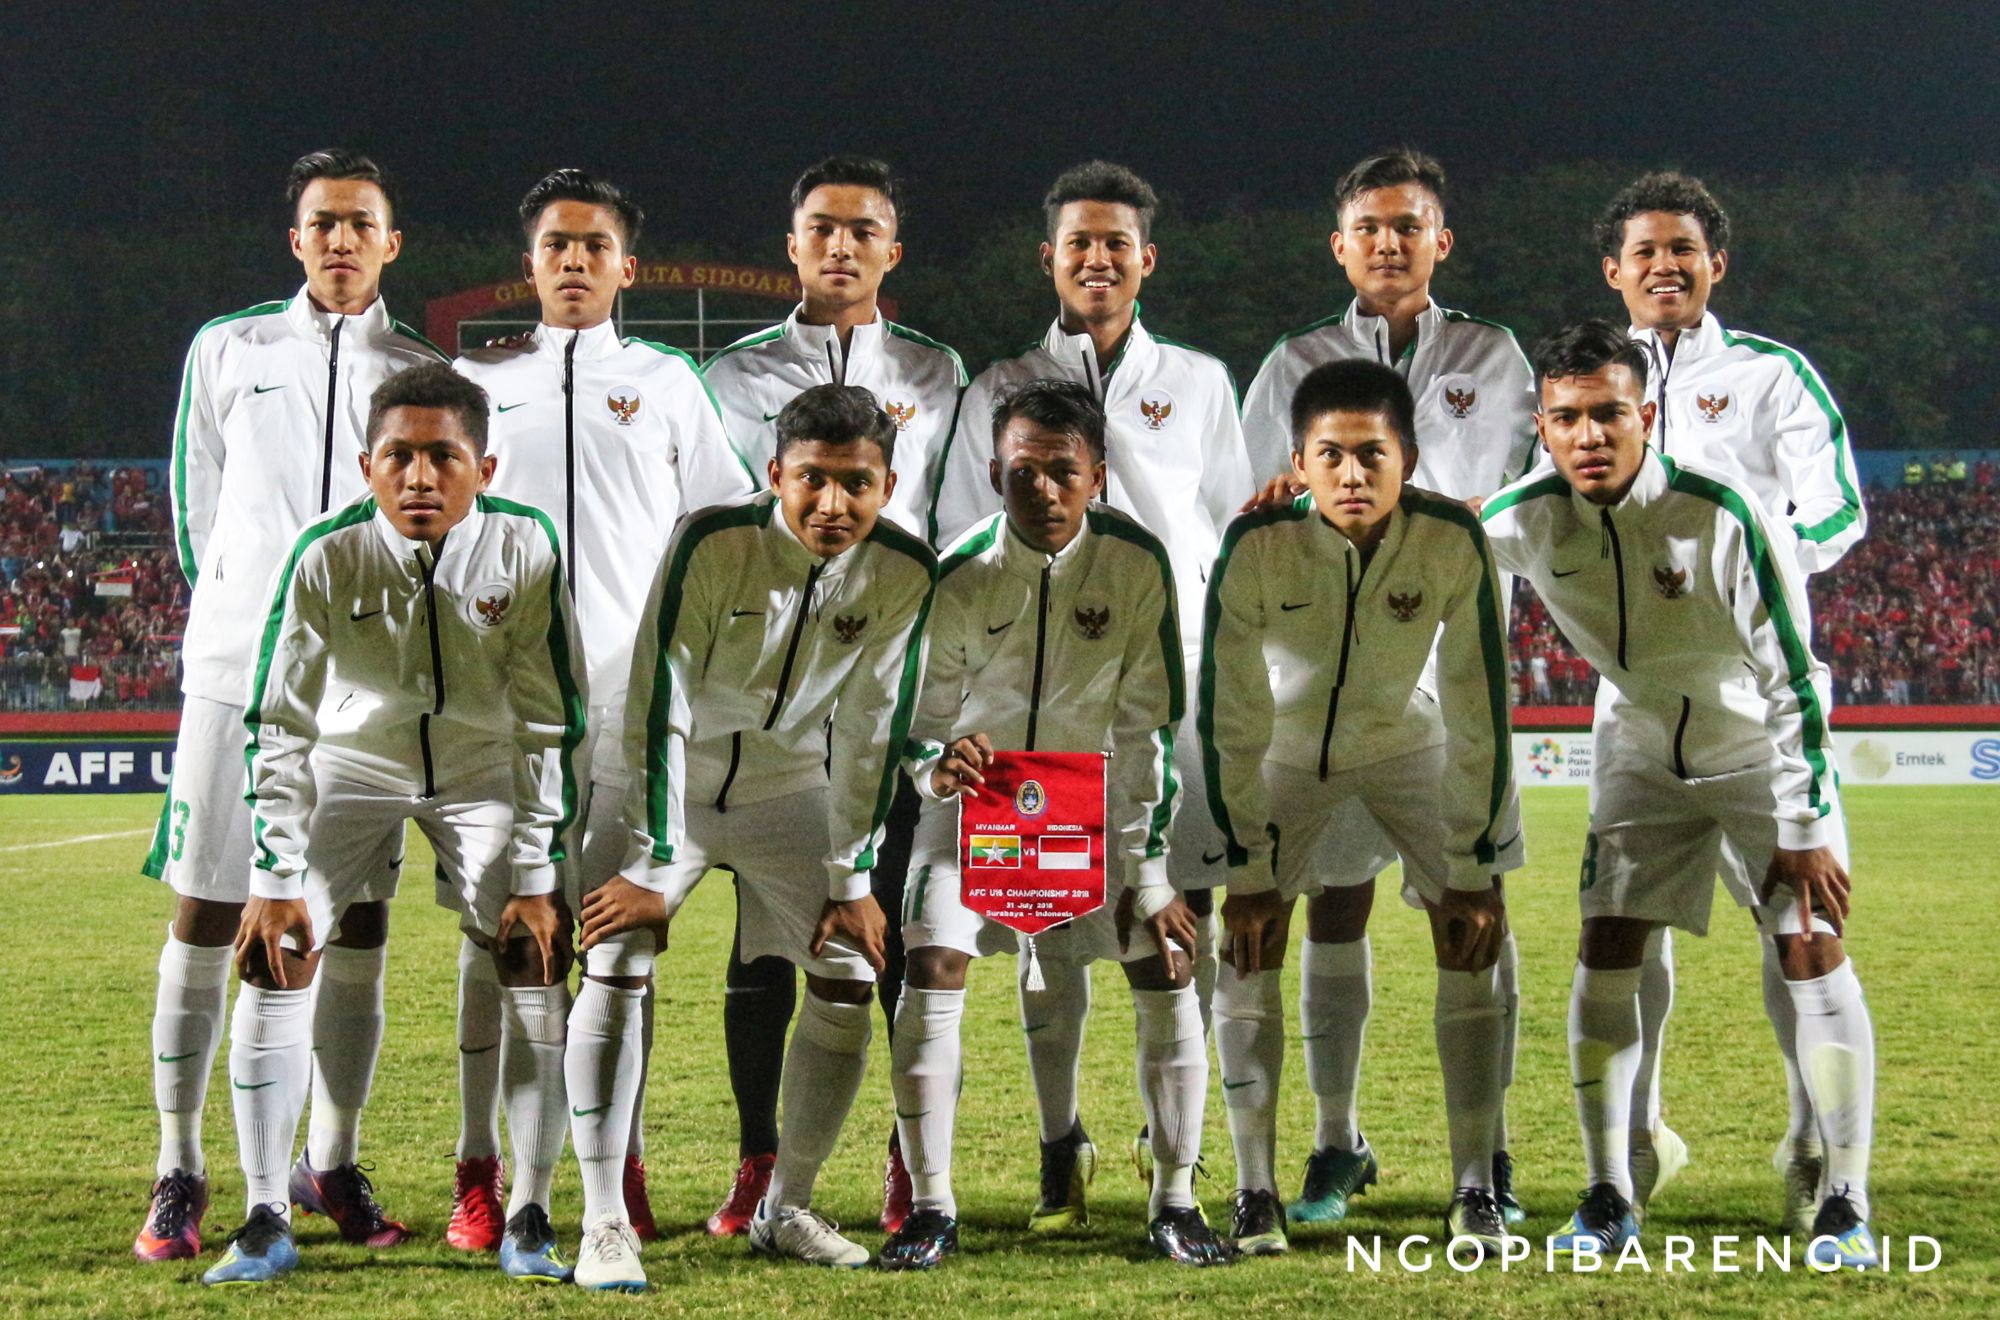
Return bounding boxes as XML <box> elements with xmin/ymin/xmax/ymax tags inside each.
<box><xmin>1595</xmin><ymin>170</ymin><xmax>1731</xmax><ymax>257</ymax></box>
<box><xmin>1334</xmin><ymin>148</ymin><xmax>1448</xmax><ymax>218</ymax></box>
<box><xmin>774</xmin><ymin>383</ymin><xmax>897</xmax><ymax>470</ymax></box>
<box><xmin>518</xmin><ymin>168</ymin><xmax>644</xmax><ymax>250</ymax></box>
<box><xmin>1290</xmin><ymin>360</ymin><xmax>1418</xmax><ymax>454</ymax></box>
<box><xmin>1530</xmin><ymin>319</ymin><xmax>1652</xmax><ymax>398</ymax></box>
<box><xmin>990</xmin><ymin>379</ymin><xmax>1106</xmax><ymax>464</ymax></box>
<box><xmin>286</xmin><ymin>148</ymin><xmax>394</xmax><ymax>220</ymax></box>
<box><xmin>365</xmin><ymin>364</ymin><xmax>491</xmax><ymax>455</ymax></box>
<box><xmin>791</xmin><ymin>155</ymin><xmax>904</xmax><ymax>229</ymax></box>
<box><xmin>1044</xmin><ymin>161</ymin><xmax>1158</xmax><ymax>243</ymax></box>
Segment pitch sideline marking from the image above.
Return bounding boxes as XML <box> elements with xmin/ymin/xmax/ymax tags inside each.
<box><xmin>0</xmin><ymin>827</ymin><xmax>153</xmax><ymax>854</ymax></box>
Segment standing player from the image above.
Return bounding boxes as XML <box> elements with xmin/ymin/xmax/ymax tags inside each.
<box><xmin>699</xmin><ymin>156</ymin><xmax>964</xmax><ymax>1236</ymax></box>
<box><xmin>1205</xmin><ymin>361</ymin><xmax>1522</xmax><ymax>1256</ymax></box>
<box><xmin>929</xmin><ymin>162</ymin><xmax>1253</xmax><ymax>1225</ymax></box>
<box><xmin>1237</xmin><ymin>150</ymin><xmax>1537</xmax><ymax>1223</ymax></box>
<box><xmin>138</xmin><ymin>149</ymin><xmax>440</xmax><ymax>1262</ymax></box>
<box><xmin>1594</xmin><ymin>172</ymin><xmax>1867</xmax><ymax>1229</ymax></box>
<box><xmin>574</xmin><ymin>385</ymin><xmax>936</xmax><ymax>1278</ymax></box>
<box><xmin>449</xmin><ymin>168</ymin><xmax>754</xmax><ymax>1249</ymax></box>
<box><xmin>1481</xmin><ymin>321</ymin><xmax>1878</xmax><ymax>1268</ymax></box>
<box><xmin>202</xmin><ymin>366</ymin><xmax>585</xmax><ymax>1285</ymax></box>
<box><xmin>887</xmin><ymin>380</ymin><xmax>1230</xmax><ymax>1268</ymax></box>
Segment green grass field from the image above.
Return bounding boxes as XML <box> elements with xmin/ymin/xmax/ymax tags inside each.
<box><xmin>1</xmin><ymin>787</ymin><xmax>1993</xmax><ymax>1318</ymax></box>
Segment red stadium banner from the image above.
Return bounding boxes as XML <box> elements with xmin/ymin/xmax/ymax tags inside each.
<box><xmin>958</xmin><ymin>751</ymin><xmax>1107</xmax><ymax>936</ymax></box>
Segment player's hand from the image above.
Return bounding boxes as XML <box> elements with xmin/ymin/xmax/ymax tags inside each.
<box><xmin>1765</xmin><ymin>846</ymin><xmax>1851</xmax><ymax>942</ymax></box>
<box><xmin>1432</xmin><ymin>884</ymin><xmax>1506</xmax><ymax>970</ymax></box>
<box><xmin>1117</xmin><ymin>887</ymin><xmax>1198</xmax><ymax>973</ymax></box>
<box><xmin>1239</xmin><ymin>472</ymin><xmax>1305</xmax><ymax>514</ymax></box>
<box><xmin>930</xmin><ymin>732</ymin><xmax>995</xmax><ymax>800</ymax></box>
<box><xmin>235</xmin><ymin>896</ymin><xmax>313</xmax><ymax>988</ymax></box>
<box><xmin>484</xmin><ymin>331</ymin><xmax>534</xmax><ymax>350</ymax></box>
<box><xmin>495</xmin><ymin>892</ymin><xmax>569</xmax><ymax>985</ymax></box>
<box><xmin>580</xmin><ymin>875</ymin><xmax>671</xmax><ymax>951</ymax></box>
<box><xmin>1464</xmin><ymin>495</ymin><xmax>1487</xmax><ymax>517</ymax></box>
<box><xmin>812</xmin><ymin>893</ymin><xmax>888</xmax><ymax>973</ymax></box>
<box><xmin>1221</xmin><ymin>889</ymin><xmax>1288</xmax><ymax>976</ymax></box>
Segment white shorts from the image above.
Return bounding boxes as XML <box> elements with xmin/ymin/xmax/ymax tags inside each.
<box><xmin>305</xmin><ymin>767</ymin><xmax>515</xmax><ymax>952</ymax></box>
<box><xmin>149</xmin><ymin>694</ymin><xmax>400</xmax><ymax>905</ymax></box>
<box><xmin>1264</xmin><ymin>744</ymin><xmax>1524</xmax><ymax>906</ymax></box>
<box><xmin>902</xmin><ymin>800</ymin><xmax>1169</xmax><ymax>966</ymax></box>
<box><xmin>1582</xmin><ymin>750</ymin><xmax>1850</xmax><ymax>936</ymax></box>
<box><xmin>586</xmin><ymin>786</ymin><xmax>872</xmax><ymax>982</ymax></box>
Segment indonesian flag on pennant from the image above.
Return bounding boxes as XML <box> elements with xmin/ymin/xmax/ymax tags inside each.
<box><xmin>958</xmin><ymin>750</ymin><xmax>1107</xmax><ymax>960</ymax></box>
<box><xmin>94</xmin><ymin>570</ymin><xmax>135</xmax><ymax>599</ymax></box>
<box><xmin>69</xmin><ymin>664</ymin><xmax>102</xmax><ymax>702</ymax></box>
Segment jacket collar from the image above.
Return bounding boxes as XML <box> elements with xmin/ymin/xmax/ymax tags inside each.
<box><xmin>1628</xmin><ymin>310</ymin><xmax>1723</xmax><ymax>371</ymax></box>
<box><xmin>1302</xmin><ymin>494</ymin><xmax>1408</xmax><ymax>569</ymax></box>
<box><xmin>1571</xmin><ymin>445</ymin><xmax>1671</xmax><ymax>524</ymax></box>
<box><xmin>785</xmin><ymin>305</ymin><xmax>887</xmax><ymax>385</ymax></box>
<box><xmin>1332</xmin><ymin>297</ymin><xmax>1443</xmax><ymax>370</ymax></box>
<box><xmin>531</xmin><ymin>319</ymin><xmax>623</xmax><ymax>363</ymax></box>
<box><xmin>1039</xmin><ymin>308</ymin><xmax>1156</xmax><ymax>401</ymax></box>
<box><xmin>762</xmin><ymin>488</ymin><xmax>864</xmax><ymax>580</ymax></box>
<box><xmin>994</xmin><ymin>509</ymin><xmax>1093</xmax><ymax>589</ymax></box>
<box><xmin>369</xmin><ymin>497</ymin><xmax>485</xmax><ymax>569</ymax></box>
<box><xmin>286</xmin><ymin>285</ymin><xmax>394</xmax><ymax>346</ymax></box>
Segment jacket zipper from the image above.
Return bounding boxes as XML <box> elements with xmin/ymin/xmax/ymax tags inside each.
<box><xmin>319</xmin><ymin>317</ymin><xmax>343</xmax><ymax>512</ymax></box>
<box><xmin>762</xmin><ymin>562</ymin><xmax>826</xmax><ymax>730</ymax></box>
<box><xmin>1024</xmin><ymin>561</ymin><xmax>1053</xmax><ymax>750</ymax></box>
<box><xmin>562</xmin><ymin>332</ymin><xmax>578</xmax><ymax>584</ymax></box>
<box><xmin>1317</xmin><ymin>551</ymin><xmax>1360</xmax><ymax>780</ymax></box>
<box><xmin>714</xmin><ymin>731</ymin><xmax>743</xmax><ymax>812</ymax></box>
<box><xmin>826</xmin><ymin>339</ymin><xmax>844</xmax><ymax>386</ymax></box>
<box><xmin>1649</xmin><ymin>338</ymin><xmax>1673</xmax><ymax>456</ymax></box>
<box><xmin>1672</xmin><ymin>696</ymin><xmax>1692</xmax><ymax>778</ymax></box>
<box><xmin>1600</xmin><ymin>507</ymin><xmax>1629</xmax><ymax>669</ymax></box>
<box><xmin>417</xmin><ymin>537</ymin><xmax>447</xmax><ymax>798</ymax></box>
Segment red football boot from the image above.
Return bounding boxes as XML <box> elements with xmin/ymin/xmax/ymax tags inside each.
<box><xmin>624</xmin><ymin>1155</ymin><xmax>659</xmax><ymax>1242</ymax></box>
<box><xmin>134</xmin><ymin>1169</ymin><xmax>208</xmax><ymax>1261</ymax></box>
<box><xmin>445</xmin><ymin>1155</ymin><xmax>505</xmax><ymax>1251</ymax></box>
<box><xmin>881</xmin><ymin>1132</ymin><xmax>913</xmax><ymax>1235</ymax></box>
<box><xmin>289</xmin><ymin>1156</ymin><xmax>413</xmax><ymax>1247</ymax></box>
<box><xmin>705</xmin><ymin>1153</ymin><xmax>775</xmax><ymax>1237</ymax></box>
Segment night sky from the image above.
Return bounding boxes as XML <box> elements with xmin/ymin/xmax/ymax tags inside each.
<box><xmin>5</xmin><ymin>0</ymin><xmax>1992</xmax><ymax>257</ymax></box>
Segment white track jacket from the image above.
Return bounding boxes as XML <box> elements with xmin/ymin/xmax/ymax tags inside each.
<box><xmin>929</xmin><ymin>313</ymin><xmax>1253</xmax><ymax>657</ymax></box>
<box><xmin>1201</xmin><ymin>489</ymin><xmax>1520</xmax><ymax>893</ymax></box>
<box><xmin>619</xmin><ymin>491</ymin><xmax>938</xmax><ymax>906</ymax></box>
<box><xmin>700</xmin><ymin>307</ymin><xmax>967</xmax><ymax>538</ymax></box>
<box><xmin>1481</xmin><ymin>451</ymin><xmax>1837</xmax><ymax>849</ymax></box>
<box><xmin>456</xmin><ymin>321</ymin><xmax>755</xmax><ymax>743</ymax></box>
<box><xmin>906</xmin><ymin>507</ymin><xmax>1185</xmax><ymax>891</ymax></box>
<box><xmin>244</xmin><ymin>496</ymin><xmax>587</xmax><ymax>901</ymax></box>
<box><xmin>173</xmin><ymin>288</ymin><xmax>445</xmax><ymax>704</ymax></box>
<box><xmin>1239</xmin><ymin>299</ymin><xmax>1537</xmax><ymax>499</ymax></box>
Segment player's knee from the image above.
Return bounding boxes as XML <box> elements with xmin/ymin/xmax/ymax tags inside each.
<box><xmin>805</xmin><ymin>973</ymin><xmax>874</xmax><ymax>1006</ymax></box>
<box><xmin>1307</xmin><ymin>880</ymin><xmax>1375</xmax><ymax>943</ymax></box>
<box><xmin>1577</xmin><ymin>916</ymin><xmax>1655</xmax><ymax>969</ymax></box>
<box><xmin>242</xmin><ymin>942</ymin><xmax>317</xmax><ymax>991</ymax></box>
<box><xmin>1182</xmin><ymin>886</ymin><xmax>1214</xmax><ymax>919</ymax></box>
<box><xmin>1772</xmin><ymin>931</ymin><xmax>1845</xmax><ymax>980</ymax></box>
<box><xmin>493</xmin><ymin>934</ymin><xmax>573</xmax><ymax>988</ymax></box>
<box><xmin>329</xmin><ymin>899</ymin><xmax>389</xmax><ymax>949</ymax></box>
<box><xmin>173</xmin><ymin>895</ymin><xmax>243</xmax><ymax>946</ymax></box>
<box><xmin>1122</xmin><ymin>951</ymin><xmax>1190</xmax><ymax>992</ymax></box>
<box><xmin>905</xmin><ymin>945</ymin><xmax>969</xmax><ymax>991</ymax></box>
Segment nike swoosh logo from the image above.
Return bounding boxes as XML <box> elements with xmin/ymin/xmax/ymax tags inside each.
<box><xmin>1300</xmin><ymin>1033</ymin><xmax>1330</xmax><ymax>1041</ymax></box>
<box><xmin>731</xmin><ymin>608</ymin><xmax>764</xmax><ymax>618</ymax></box>
<box><xmin>459</xmin><ymin>1043</ymin><xmax>498</xmax><ymax>1056</ymax></box>
<box><xmin>762</xmin><ymin>410</ymin><xmax>783</xmax><ymax>422</ymax></box>
<box><xmin>896</xmin><ymin>1111</ymin><xmax>929</xmax><ymax>1121</ymax></box>
<box><xmin>351</xmin><ymin>608</ymin><xmax>384</xmax><ymax>621</ymax></box>
<box><xmin>1221</xmin><ymin>1079</ymin><xmax>1255</xmax><ymax>1091</ymax></box>
<box><xmin>1201</xmin><ymin>850</ymin><xmax>1226</xmax><ymax>866</ymax></box>
<box><xmin>1552</xmin><ymin>569</ymin><xmax>1581</xmax><ymax>579</ymax></box>
<box><xmin>1023</xmin><ymin>1023</ymin><xmax>1050</xmax><ymax>1034</ymax></box>
<box><xmin>573</xmin><ymin>1104</ymin><xmax>611</xmax><ymax>1117</ymax></box>
<box><xmin>987</xmin><ymin>620</ymin><xmax>1014</xmax><ymax>635</ymax></box>
<box><xmin>252</xmin><ymin>384</ymin><xmax>285</xmax><ymax>394</ymax></box>
<box><xmin>232</xmin><ymin>1078</ymin><xmax>277</xmax><ymax>1091</ymax></box>
<box><xmin>1281</xmin><ymin>601</ymin><xmax>1311</xmax><ymax>612</ymax></box>
<box><xmin>497</xmin><ymin>402</ymin><xmax>528</xmax><ymax>413</ymax></box>
<box><xmin>1573</xmin><ymin>1079</ymin><xmax>1601</xmax><ymax>1090</ymax></box>
<box><xmin>158</xmin><ymin>1051</ymin><xmax>197</xmax><ymax>1063</ymax></box>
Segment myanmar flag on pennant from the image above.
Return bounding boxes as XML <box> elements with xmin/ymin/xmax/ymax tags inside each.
<box><xmin>958</xmin><ymin>750</ymin><xmax>1107</xmax><ymax>936</ymax></box>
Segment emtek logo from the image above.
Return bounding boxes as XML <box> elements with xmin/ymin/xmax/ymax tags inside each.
<box><xmin>1972</xmin><ymin>738</ymin><xmax>2000</xmax><ymax>782</ymax></box>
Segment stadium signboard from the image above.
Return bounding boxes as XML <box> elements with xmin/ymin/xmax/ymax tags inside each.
<box><xmin>1512</xmin><ymin>731</ymin><xmax>2000</xmax><ymax>787</ymax></box>
<box><xmin>0</xmin><ymin>739</ymin><xmax>173</xmax><ymax>793</ymax></box>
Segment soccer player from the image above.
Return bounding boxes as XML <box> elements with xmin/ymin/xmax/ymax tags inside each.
<box><xmin>138</xmin><ymin>149</ymin><xmax>441</xmax><ymax>1262</ymax></box>
<box><xmin>929</xmin><ymin>162</ymin><xmax>1253</xmax><ymax>1225</ymax></box>
<box><xmin>201</xmin><ymin>365</ymin><xmax>585</xmax><ymax>1285</ymax></box>
<box><xmin>1235</xmin><ymin>147</ymin><xmax>1538</xmax><ymax>1225</ymax></box>
<box><xmin>1481</xmin><ymin>321</ymin><xmax>1878</xmax><ymax>1268</ymax></box>
<box><xmin>886</xmin><ymin>380</ymin><xmax>1230</xmax><ymax>1269</ymax></box>
<box><xmin>576</xmin><ymin>384</ymin><xmax>936</xmax><ymax>1276</ymax></box>
<box><xmin>1205</xmin><ymin>361</ymin><xmax>1522</xmax><ymax>1256</ymax></box>
<box><xmin>449</xmin><ymin>168</ymin><xmax>754</xmax><ymax>1249</ymax></box>
<box><xmin>1594</xmin><ymin>172</ymin><xmax>1867</xmax><ymax>1229</ymax></box>
<box><xmin>698</xmin><ymin>156</ymin><xmax>965</xmax><ymax>1236</ymax></box>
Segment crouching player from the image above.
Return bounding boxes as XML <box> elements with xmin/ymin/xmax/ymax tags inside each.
<box><xmin>884</xmin><ymin>381</ymin><xmax>1229</xmax><ymax>1270</ymax></box>
<box><xmin>576</xmin><ymin>384</ymin><xmax>936</xmax><ymax>1278</ymax></box>
<box><xmin>1203</xmin><ymin>360</ymin><xmax>1524</xmax><ymax>1256</ymax></box>
<box><xmin>205</xmin><ymin>365</ymin><xmax>585</xmax><ymax>1285</ymax></box>
<box><xmin>1480</xmin><ymin>321</ymin><xmax>1877</xmax><ymax>1268</ymax></box>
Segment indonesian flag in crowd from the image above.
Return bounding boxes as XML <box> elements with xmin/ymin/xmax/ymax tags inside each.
<box><xmin>68</xmin><ymin>664</ymin><xmax>102</xmax><ymax>702</ymax></box>
<box><xmin>958</xmin><ymin>750</ymin><xmax>1107</xmax><ymax>936</ymax></box>
<box><xmin>94</xmin><ymin>568</ymin><xmax>134</xmax><ymax>599</ymax></box>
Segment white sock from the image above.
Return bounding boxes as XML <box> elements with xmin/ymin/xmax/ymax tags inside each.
<box><xmin>1787</xmin><ymin>959</ymin><xmax>1875</xmax><ymax>1220</ymax></box>
<box><xmin>1493</xmin><ymin>929</ymin><xmax>1520</xmax><ymax>1153</ymax></box>
<box><xmin>230</xmin><ymin>984</ymin><xmax>312</xmax><ymax>1219</ymax></box>
<box><xmin>1762</xmin><ymin>939</ymin><xmax>1817</xmax><ymax>1147</ymax></box>
<box><xmin>565</xmin><ymin>979</ymin><xmax>644</xmax><ymax>1225</ymax></box>
<box><xmin>768</xmin><ymin>993</ymin><xmax>873</xmax><ymax>1211</ymax></box>
<box><xmin>1301</xmin><ymin>936</ymin><xmax>1371</xmax><ymax>1152</ymax></box>
<box><xmin>1135</xmin><ymin>986</ymin><xmax>1206</xmax><ymax>1215</ymax></box>
<box><xmin>891</xmin><ymin>986</ymin><xmax>964</xmax><ymax>1217</ymax></box>
<box><xmin>1214</xmin><ymin>968</ymin><xmax>1283</xmax><ymax>1194</ymax></box>
<box><xmin>1019</xmin><ymin>948</ymin><xmax>1090</xmax><ymax>1142</ymax></box>
<box><xmin>1435</xmin><ymin>965</ymin><xmax>1506</xmax><ymax>1192</ymax></box>
<box><xmin>501</xmin><ymin>982</ymin><xmax>570</xmax><ymax>1215</ymax></box>
<box><xmin>1630</xmin><ymin>926</ymin><xmax>1673</xmax><ymax>1137</ymax></box>
<box><xmin>1569</xmin><ymin>964</ymin><xmax>1643</xmax><ymax>1199</ymax></box>
<box><xmin>1191</xmin><ymin>906</ymin><xmax>1219</xmax><ymax>1036</ymax></box>
<box><xmin>455</xmin><ymin>936</ymin><xmax>503</xmax><ymax>1161</ymax></box>
<box><xmin>628</xmin><ymin>980</ymin><xmax>656</xmax><ymax>1161</ymax></box>
<box><xmin>153</xmin><ymin>931</ymin><xmax>231</xmax><ymax>1176</ymax></box>
<box><xmin>306</xmin><ymin>942</ymin><xmax>386</xmax><ymax>1170</ymax></box>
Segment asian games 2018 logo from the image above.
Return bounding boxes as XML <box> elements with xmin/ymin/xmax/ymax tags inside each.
<box><xmin>1014</xmin><ymin>779</ymin><xmax>1048</xmax><ymax>817</ymax></box>
<box><xmin>1527</xmin><ymin>738</ymin><xmax>1565</xmax><ymax>780</ymax></box>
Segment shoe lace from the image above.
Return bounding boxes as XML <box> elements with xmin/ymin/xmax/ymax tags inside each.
<box><xmin>454</xmin><ymin>1157</ymin><xmax>503</xmax><ymax>1202</ymax></box>
<box><xmin>726</xmin><ymin>1158</ymin><xmax>767</xmax><ymax>1209</ymax></box>
<box><xmin>1576</xmin><ymin>1183</ymin><xmax>1627</xmax><ymax>1233</ymax></box>
<box><xmin>1813</xmin><ymin>1189</ymin><xmax>1861</xmax><ymax>1236</ymax></box>
<box><xmin>228</xmin><ymin>1204</ymin><xmax>290</xmax><ymax>1251</ymax></box>
<box><xmin>147</xmin><ymin>1174</ymin><xmax>195</xmax><ymax>1236</ymax></box>
<box><xmin>1492</xmin><ymin>1149</ymin><xmax>1516</xmax><ymax>1192</ymax></box>
<box><xmin>326</xmin><ymin>1162</ymin><xmax>394</xmax><ymax>1227</ymax></box>
<box><xmin>585</xmin><ymin>1218</ymin><xmax>634</xmax><ymax>1261</ymax></box>
<box><xmin>508</xmin><ymin>1203</ymin><xmax>556</xmax><ymax>1245</ymax></box>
